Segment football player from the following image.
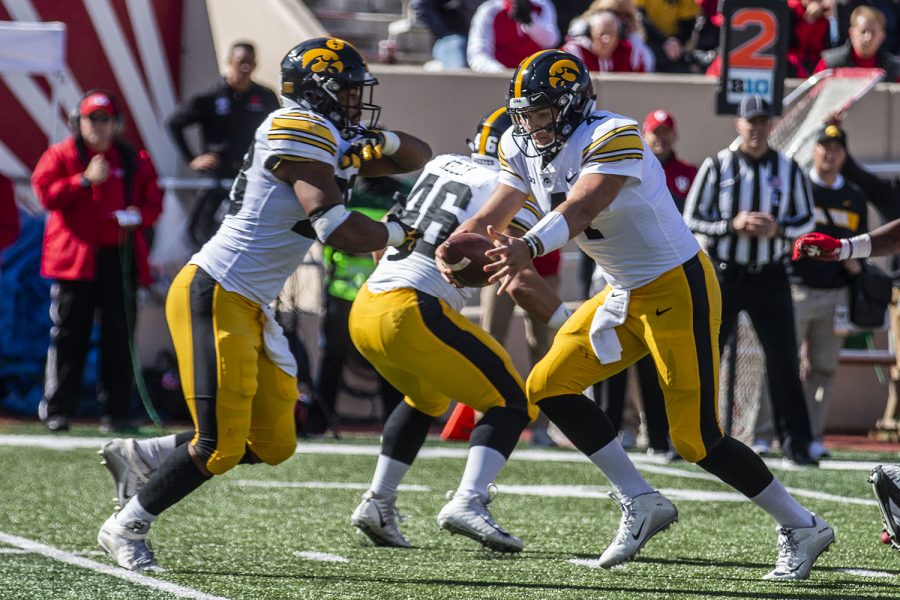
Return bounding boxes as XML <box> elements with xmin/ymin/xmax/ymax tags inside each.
<box><xmin>348</xmin><ymin>107</ymin><xmax>571</xmax><ymax>552</ymax></box>
<box><xmin>439</xmin><ymin>49</ymin><xmax>834</xmax><ymax>580</ymax></box>
<box><xmin>870</xmin><ymin>465</ymin><xmax>900</xmax><ymax>551</ymax></box>
<box><xmin>96</xmin><ymin>37</ymin><xmax>431</xmax><ymax>572</ymax></box>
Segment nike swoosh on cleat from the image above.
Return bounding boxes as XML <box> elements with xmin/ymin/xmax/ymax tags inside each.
<box><xmin>632</xmin><ymin>518</ymin><xmax>646</xmax><ymax>540</ymax></box>
<box><xmin>655</xmin><ymin>307</ymin><xmax>673</xmax><ymax>316</ymax></box>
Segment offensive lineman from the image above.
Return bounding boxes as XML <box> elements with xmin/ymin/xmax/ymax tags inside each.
<box><xmin>441</xmin><ymin>49</ymin><xmax>834</xmax><ymax>580</ymax></box>
<box><xmin>97</xmin><ymin>37</ymin><xmax>431</xmax><ymax>572</ymax></box>
<box><xmin>349</xmin><ymin>108</ymin><xmax>570</xmax><ymax>552</ymax></box>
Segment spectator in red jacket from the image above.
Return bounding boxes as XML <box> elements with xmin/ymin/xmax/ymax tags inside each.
<box><xmin>467</xmin><ymin>0</ymin><xmax>560</xmax><ymax>72</ymax></box>
<box><xmin>642</xmin><ymin>109</ymin><xmax>697</xmax><ymax>213</ymax></box>
<box><xmin>0</xmin><ymin>174</ymin><xmax>18</xmax><ymax>255</ymax></box>
<box><xmin>562</xmin><ymin>10</ymin><xmax>648</xmax><ymax>72</ymax></box>
<box><xmin>788</xmin><ymin>0</ymin><xmax>834</xmax><ymax>74</ymax></box>
<box><xmin>31</xmin><ymin>90</ymin><xmax>163</xmax><ymax>433</ymax></box>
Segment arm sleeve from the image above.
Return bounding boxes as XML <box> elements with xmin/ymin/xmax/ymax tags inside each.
<box><xmin>467</xmin><ymin>4</ymin><xmax>506</xmax><ymax>72</ymax></box>
<box><xmin>522</xmin><ymin>1</ymin><xmax>559</xmax><ymax>48</ymax></box>
<box><xmin>842</xmin><ymin>153</ymin><xmax>900</xmax><ymax>221</ymax></box>
<box><xmin>166</xmin><ymin>94</ymin><xmax>204</xmax><ymax>163</ymax></box>
<box><xmin>780</xmin><ymin>160</ymin><xmax>815</xmax><ymax>238</ymax></box>
<box><xmin>0</xmin><ymin>176</ymin><xmax>19</xmax><ymax>251</ymax></box>
<box><xmin>683</xmin><ymin>155</ymin><xmax>730</xmax><ymax>236</ymax></box>
<box><xmin>31</xmin><ymin>147</ymin><xmax>91</xmax><ymax>211</ymax></box>
<box><xmin>134</xmin><ymin>151</ymin><xmax>163</xmax><ymax>229</ymax></box>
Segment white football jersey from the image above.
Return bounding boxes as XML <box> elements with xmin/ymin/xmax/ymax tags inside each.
<box><xmin>497</xmin><ymin>110</ymin><xmax>699</xmax><ymax>290</ymax></box>
<box><xmin>191</xmin><ymin>101</ymin><xmax>359</xmax><ymax>306</ymax></box>
<box><xmin>367</xmin><ymin>153</ymin><xmax>541</xmax><ymax>312</ymax></box>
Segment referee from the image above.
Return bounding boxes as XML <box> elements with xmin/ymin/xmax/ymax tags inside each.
<box><xmin>684</xmin><ymin>95</ymin><xmax>818</xmax><ymax>466</ymax></box>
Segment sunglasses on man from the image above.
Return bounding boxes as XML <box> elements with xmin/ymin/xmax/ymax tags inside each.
<box><xmin>83</xmin><ymin>113</ymin><xmax>112</xmax><ymax>124</ymax></box>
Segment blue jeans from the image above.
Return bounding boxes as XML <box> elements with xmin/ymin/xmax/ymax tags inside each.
<box><xmin>433</xmin><ymin>34</ymin><xmax>467</xmax><ymax>69</ymax></box>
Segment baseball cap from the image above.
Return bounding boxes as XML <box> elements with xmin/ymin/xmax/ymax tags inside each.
<box><xmin>79</xmin><ymin>92</ymin><xmax>116</xmax><ymax>117</ymax></box>
<box><xmin>738</xmin><ymin>95</ymin><xmax>771</xmax><ymax>120</ymax></box>
<box><xmin>643</xmin><ymin>109</ymin><xmax>676</xmax><ymax>134</ymax></box>
<box><xmin>816</xmin><ymin>124</ymin><xmax>847</xmax><ymax>148</ymax></box>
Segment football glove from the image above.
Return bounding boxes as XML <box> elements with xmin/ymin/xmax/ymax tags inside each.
<box><xmin>385</xmin><ymin>213</ymin><xmax>421</xmax><ymax>253</ymax></box>
<box><xmin>338</xmin><ymin>129</ymin><xmax>396</xmax><ymax>169</ymax></box>
<box><xmin>792</xmin><ymin>232</ymin><xmax>841</xmax><ymax>261</ymax></box>
<box><xmin>869</xmin><ymin>465</ymin><xmax>900</xmax><ymax>550</ymax></box>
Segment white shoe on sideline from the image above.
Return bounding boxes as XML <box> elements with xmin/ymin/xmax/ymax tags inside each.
<box><xmin>807</xmin><ymin>440</ymin><xmax>831</xmax><ymax>461</ymax></box>
<box><xmin>437</xmin><ymin>490</ymin><xmax>523</xmax><ymax>552</ymax></box>
<box><xmin>598</xmin><ymin>491</ymin><xmax>678</xmax><ymax>567</ymax></box>
<box><xmin>97</xmin><ymin>513</ymin><xmax>163</xmax><ymax>572</ymax></box>
<box><xmin>99</xmin><ymin>439</ymin><xmax>154</xmax><ymax>510</ymax></box>
<box><xmin>751</xmin><ymin>439</ymin><xmax>772</xmax><ymax>456</ymax></box>
<box><xmin>350</xmin><ymin>491</ymin><xmax>411</xmax><ymax>548</ymax></box>
<box><xmin>762</xmin><ymin>514</ymin><xmax>834</xmax><ymax>580</ymax></box>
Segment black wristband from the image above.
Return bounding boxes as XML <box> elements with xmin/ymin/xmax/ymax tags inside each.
<box><xmin>522</xmin><ymin>234</ymin><xmax>540</xmax><ymax>259</ymax></box>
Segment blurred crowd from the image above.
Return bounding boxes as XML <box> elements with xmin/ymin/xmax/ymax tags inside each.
<box><xmin>413</xmin><ymin>0</ymin><xmax>900</xmax><ymax>80</ymax></box>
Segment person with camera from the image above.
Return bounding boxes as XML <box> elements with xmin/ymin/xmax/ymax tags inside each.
<box><xmin>32</xmin><ymin>91</ymin><xmax>163</xmax><ymax>433</ymax></box>
<box><xmin>684</xmin><ymin>95</ymin><xmax>819</xmax><ymax>466</ymax></box>
<box><xmin>788</xmin><ymin>125</ymin><xmax>869</xmax><ymax>459</ymax></box>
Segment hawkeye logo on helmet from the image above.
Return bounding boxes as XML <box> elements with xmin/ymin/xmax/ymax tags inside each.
<box><xmin>548</xmin><ymin>60</ymin><xmax>579</xmax><ymax>89</ymax></box>
<box><xmin>301</xmin><ymin>48</ymin><xmax>345</xmax><ymax>75</ymax></box>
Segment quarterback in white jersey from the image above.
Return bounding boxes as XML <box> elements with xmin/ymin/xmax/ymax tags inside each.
<box><xmin>445</xmin><ymin>50</ymin><xmax>833</xmax><ymax>580</ymax></box>
<box><xmin>97</xmin><ymin>37</ymin><xmax>432</xmax><ymax>573</ymax></box>
<box><xmin>350</xmin><ymin>107</ymin><xmax>569</xmax><ymax>553</ymax></box>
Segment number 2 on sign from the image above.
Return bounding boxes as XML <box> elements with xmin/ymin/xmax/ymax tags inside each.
<box><xmin>729</xmin><ymin>8</ymin><xmax>777</xmax><ymax>70</ymax></box>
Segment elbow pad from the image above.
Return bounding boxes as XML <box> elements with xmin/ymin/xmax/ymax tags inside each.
<box><xmin>310</xmin><ymin>204</ymin><xmax>352</xmax><ymax>244</ymax></box>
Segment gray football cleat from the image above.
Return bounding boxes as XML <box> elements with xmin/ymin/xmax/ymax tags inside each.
<box><xmin>437</xmin><ymin>491</ymin><xmax>523</xmax><ymax>553</ymax></box>
<box><xmin>597</xmin><ymin>491</ymin><xmax>678</xmax><ymax>567</ymax></box>
<box><xmin>763</xmin><ymin>514</ymin><xmax>834</xmax><ymax>580</ymax></box>
<box><xmin>99</xmin><ymin>438</ymin><xmax>154</xmax><ymax>510</ymax></box>
<box><xmin>98</xmin><ymin>513</ymin><xmax>164</xmax><ymax>572</ymax></box>
<box><xmin>351</xmin><ymin>490</ymin><xmax>411</xmax><ymax>548</ymax></box>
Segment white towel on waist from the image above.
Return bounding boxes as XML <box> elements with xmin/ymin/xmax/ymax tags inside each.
<box><xmin>589</xmin><ymin>289</ymin><xmax>630</xmax><ymax>364</ymax></box>
<box><xmin>261</xmin><ymin>303</ymin><xmax>297</xmax><ymax>378</ymax></box>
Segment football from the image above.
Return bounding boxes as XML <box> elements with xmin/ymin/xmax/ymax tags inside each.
<box><xmin>441</xmin><ymin>232</ymin><xmax>495</xmax><ymax>287</ymax></box>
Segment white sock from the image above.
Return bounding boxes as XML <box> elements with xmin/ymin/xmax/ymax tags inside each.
<box><xmin>588</xmin><ymin>439</ymin><xmax>654</xmax><ymax>499</ymax></box>
<box><xmin>750</xmin><ymin>479</ymin><xmax>814</xmax><ymax>529</ymax></box>
<box><xmin>370</xmin><ymin>455</ymin><xmax>411</xmax><ymax>499</ymax></box>
<box><xmin>115</xmin><ymin>496</ymin><xmax>157</xmax><ymax>528</ymax></box>
<box><xmin>456</xmin><ymin>446</ymin><xmax>508</xmax><ymax>500</ymax></box>
<box><xmin>135</xmin><ymin>435</ymin><xmax>179</xmax><ymax>470</ymax></box>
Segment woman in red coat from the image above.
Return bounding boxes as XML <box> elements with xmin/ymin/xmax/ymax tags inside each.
<box><xmin>31</xmin><ymin>91</ymin><xmax>162</xmax><ymax>432</ymax></box>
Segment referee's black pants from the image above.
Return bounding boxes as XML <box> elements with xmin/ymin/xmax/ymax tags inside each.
<box><xmin>41</xmin><ymin>247</ymin><xmax>136</xmax><ymax>422</ymax></box>
<box><xmin>716</xmin><ymin>262</ymin><xmax>813</xmax><ymax>456</ymax></box>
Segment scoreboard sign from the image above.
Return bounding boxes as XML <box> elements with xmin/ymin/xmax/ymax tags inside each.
<box><xmin>715</xmin><ymin>0</ymin><xmax>789</xmax><ymax>115</ymax></box>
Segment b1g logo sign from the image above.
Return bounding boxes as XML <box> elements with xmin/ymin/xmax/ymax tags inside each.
<box><xmin>716</xmin><ymin>0</ymin><xmax>789</xmax><ymax>115</ymax></box>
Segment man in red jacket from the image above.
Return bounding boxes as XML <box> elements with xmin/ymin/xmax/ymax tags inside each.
<box><xmin>31</xmin><ymin>91</ymin><xmax>163</xmax><ymax>433</ymax></box>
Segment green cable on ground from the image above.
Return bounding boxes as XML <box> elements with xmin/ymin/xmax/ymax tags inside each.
<box><xmin>120</xmin><ymin>234</ymin><xmax>164</xmax><ymax>430</ymax></box>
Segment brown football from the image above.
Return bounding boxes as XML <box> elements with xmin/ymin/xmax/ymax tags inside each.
<box><xmin>441</xmin><ymin>232</ymin><xmax>495</xmax><ymax>287</ymax></box>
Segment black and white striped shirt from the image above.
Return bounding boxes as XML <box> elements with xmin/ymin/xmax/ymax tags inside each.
<box><xmin>683</xmin><ymin>148</ymin><xmax>815</xmax><ymax>265</ymax></box>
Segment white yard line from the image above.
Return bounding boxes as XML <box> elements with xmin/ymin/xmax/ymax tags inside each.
<box><xmin>293</xmin><ymin>551</ymin><xmax>349</xmax><ymax>563</ymax></box>
<box><xmin>1</xmin><ymin>436</ymin><xmax>887</xmax><ymax>472</ymax></box>
<box><xmin>835</xmin><ymin>568</ymin><xmax>896</xmax><ymax>578</ymax></box>
<box><xmin>0</xmin><ymin>532</ymin><xmax>229</xmax><ymax>600</ymax></box>
<box><xmin>233</xmin><ymin>479</ymin><xmax>873</xmax><ymax>506</ymax></box>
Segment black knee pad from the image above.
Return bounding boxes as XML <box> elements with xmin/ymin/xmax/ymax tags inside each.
<box><xmin>696</xmin><ymin>436</ymin><xmax>774</xmax><ymax>498</ymax></box>
<box><xmin>538</xmin><ymin>394</ymin><xmax>618</xmax><ymax>456</ymax></box>
<box><xmin>382</xmin><ymin>402</ymin><xmax>434</xmax><ymax>465</ymax></box>
<box><xmin>470</xmin><ymin>406</ymin><xmax>530</xmax><ymax>459</ymax></box>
